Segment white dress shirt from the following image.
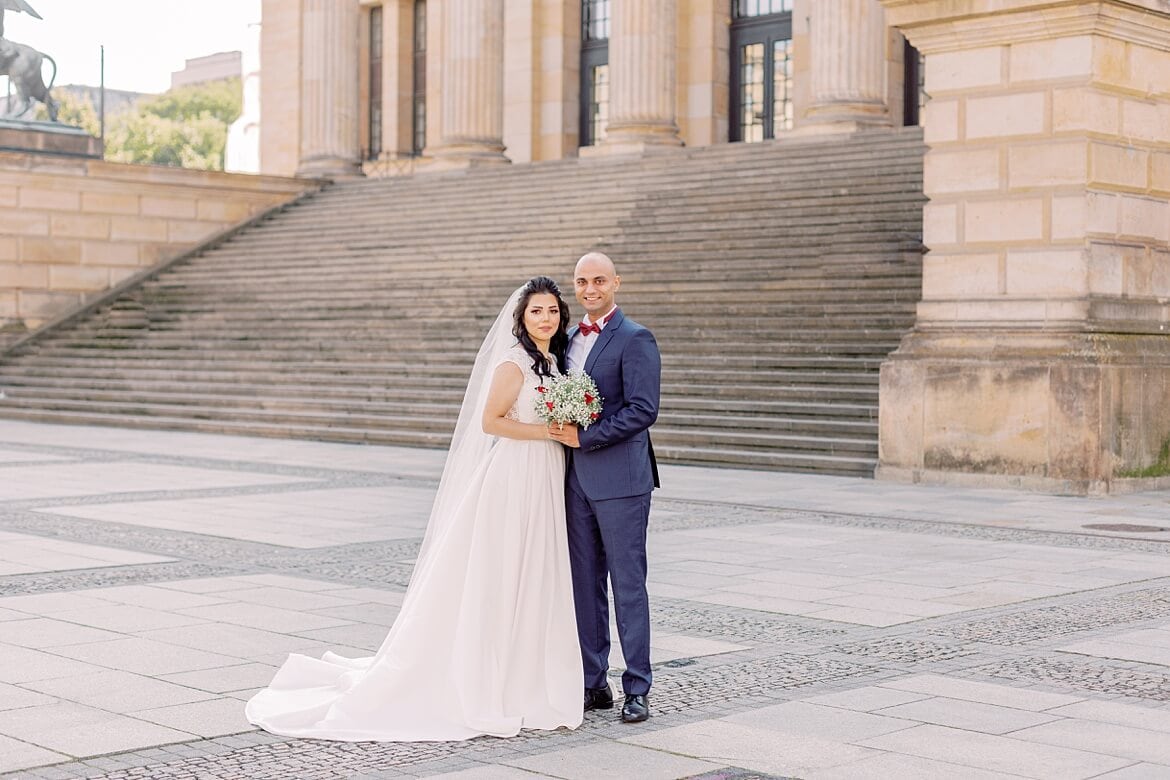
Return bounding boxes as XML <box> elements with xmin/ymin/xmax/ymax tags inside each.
<box><xmin>567</xmin><ymin>306</ymin><xmax>617</xmax><ymax>371</ymax></box>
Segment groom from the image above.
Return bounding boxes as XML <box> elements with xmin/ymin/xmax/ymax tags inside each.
<box><xmin>550</xmin><ymin>251</ymin><xmax>660</xmax><ymax>724</ymax></box>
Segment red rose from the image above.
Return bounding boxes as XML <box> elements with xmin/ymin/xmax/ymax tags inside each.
<box><xmin>590</xmin><ymin>412</ymin><xmax>599</xmax><ymax>420</ymax></box>
<box><xmin>546</xmin><ymin>401</ymin><xmax>555</xmax><ymax>411</ymax></box>
<box><xmin>537</xmin><ymin>386</ymin><xmax>547</xmax><ymax>393</ymax></box>
<box><xmin>584</xmin><ymin>393</ymin><xmax>594</xmax><ymax>404</ymax></box>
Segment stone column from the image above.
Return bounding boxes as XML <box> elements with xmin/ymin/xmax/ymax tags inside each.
<box><xmin>804</xmin><ymin>0</ymin><xmax>891</xmax><ymax>129</ymax></box>
<box><xmin>877</xmin><ymin>0</ymin><xmax>1170</xmax><ymax>493</ymax></box>
<box><xmin>430</xmin><ymin>0</ymin><xmax>509</xmax><ymax>167</ymax></box>
<box><xmin>297</xmin><ymin>0</ymin><xmax>363</xmax><ymax>178</ymax></box>
<box><xmin>594</xmin><ymin>0</ymin><xmax>683</xmax><ymax>154</ymax></box>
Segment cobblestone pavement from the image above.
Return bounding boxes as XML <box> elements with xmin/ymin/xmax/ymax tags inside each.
<box><xmin>0</xmin><ymin>420</ymin><xmax>1168</xmax><ymax>779</ymax></box>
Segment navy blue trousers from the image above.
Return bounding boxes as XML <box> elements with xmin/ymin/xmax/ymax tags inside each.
<box><xmin>566</xmin><ymin>468</ymin><xmax>652</xmax><ymax>695</ymax></box>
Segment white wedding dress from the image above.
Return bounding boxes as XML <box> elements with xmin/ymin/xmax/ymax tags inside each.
<box><xmin>245</xmin><ymin>339</ymin><xmax>584</xmax><ymax>741</ymax></box>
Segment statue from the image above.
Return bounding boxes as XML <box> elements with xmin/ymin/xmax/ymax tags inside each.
<box><xmin>0</xmin><ymin>0</ymin><xmax>42</xmax><ymax>39</ymax></box>
<box><xmin>0</xmin><ymin>0</ymin><xmax>58</xmax><ymax>122</ymax></box>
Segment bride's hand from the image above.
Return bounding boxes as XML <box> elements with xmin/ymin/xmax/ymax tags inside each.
<box><xmin>549</xmin><ymin>422</ymin><xmax>581</xmax><ymax>448</ymax></box>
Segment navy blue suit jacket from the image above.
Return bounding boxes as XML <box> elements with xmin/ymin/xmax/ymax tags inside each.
<box><xmin>569</xmin><ymin>310</ymin><xmax>661</xmax><ymax>500</ymax></box>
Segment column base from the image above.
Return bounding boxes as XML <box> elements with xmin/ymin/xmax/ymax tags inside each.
<box><xmin>427</xmin><ymin>142</ymin><xmax>511</xmax><ymax>170</ymax></box>
<box><xmin>295</xmin><ymin>156</ymin><xmax>364</xmax><ymax>179</ymax></box>
<box><xmin>791</xmin><ymin>119</ymin><xmax>894</xmax><ymax>137</ymax></box>
<box><xmin>579</xmin><ymin>139</ymin><xmax>685</xmax><ymax>159</ymax></box>
<box><xmin>878</xmin><ymin>331</ymin><xmax>1170</xmax><ymax>495</ymax></box>
<box><xmin>586</xmin><ymin>122</ymin><xmax>683</xmax><ymax>157</ymax></box>
<box><xmin>874</xmin><ymin>464</ymin><xmax>1170</xmax><ymax>497</ymax></box>
<box><xmin>797</xmin><ymin>102</ymin><xmax>892</xmax><ymax>135</ymax></box>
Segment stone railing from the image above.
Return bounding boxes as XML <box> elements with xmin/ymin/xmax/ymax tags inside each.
<box><xmin>0</xmin><ymin>152</ymin><xmax>317</xmax><ymax>346</ymax></box>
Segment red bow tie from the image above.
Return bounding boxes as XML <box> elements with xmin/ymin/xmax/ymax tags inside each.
<box><xmin>578</xmin><ymin>310</ymin><xmax>616</xmax><ymax>336</ymax></box>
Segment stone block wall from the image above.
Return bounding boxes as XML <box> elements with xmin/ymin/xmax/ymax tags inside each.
<box><xmin>0</xmin><ymin>152</ymin><xmax>313</xmax><ymax>345</ymax></box>
<box><xmin>914</xmin><ymin>24</ymin><xmax>1170</xmax><ymax>331</ymax></box>
<box><xmin>878</xmin><ymin>0</ymin><xmax>1170</xmax><ymax>493</ymax></box>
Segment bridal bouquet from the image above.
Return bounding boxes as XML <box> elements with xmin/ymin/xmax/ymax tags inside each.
<box><xmin>535</xmin><ymin>370</ymin><xmax>603</xmax><ymax>429</ymax></box>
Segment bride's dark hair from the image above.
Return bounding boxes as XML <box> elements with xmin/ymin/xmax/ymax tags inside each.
<box><xmin>512</xmin><ymin>276</ymin><xmax>570</xmax><ymax>378</ymax></box>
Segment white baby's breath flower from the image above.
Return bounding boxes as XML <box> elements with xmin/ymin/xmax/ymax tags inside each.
<box><xmin>533</xmin><ymin>370</ymin><xmax>603</xmax><ymax>429</ymax></box>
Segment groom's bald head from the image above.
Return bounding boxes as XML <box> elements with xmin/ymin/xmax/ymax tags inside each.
<box><xmin>575</xmin><ymin>251</ymin><xmax>617</xmax><ymax>278</ymax></box>
<box><xmin>574</xmin><ymin>252</ymin><xmax>620</xmax><ymax>321</ymax></box>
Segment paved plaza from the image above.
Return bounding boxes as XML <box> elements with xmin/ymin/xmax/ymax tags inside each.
<box><xmin>0</xmin><ymin>420</ymin><xmax>1168</xmax><ymax>778</ymax></box>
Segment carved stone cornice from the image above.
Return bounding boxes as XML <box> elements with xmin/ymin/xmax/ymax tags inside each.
<box><xmin>881</xmin><ymin>0</ymin><xmax>1170</xmax><ymax>52</ymax></box>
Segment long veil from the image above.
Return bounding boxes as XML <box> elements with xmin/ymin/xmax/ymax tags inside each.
<box><xmin>245</xmin><ymin>283</ymin><xmax>584</xmax><ymax>741</ymax></box>
<box><xmin>410</xmin><ymin>286</ymin><xmax>523</xmax><ymax>572</ymax></box>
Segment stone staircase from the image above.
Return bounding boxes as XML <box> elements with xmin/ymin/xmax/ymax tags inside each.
<box><xmin>0</xmin><ymin>128</ymin><xmax>925</xmax><ymax>476</ymax></box>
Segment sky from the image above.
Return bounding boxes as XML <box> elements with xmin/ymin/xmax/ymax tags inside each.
<box><xmin>3</xmin><ymin>0</ymin><xmax>260</xmax><ymax>94</ymax></box>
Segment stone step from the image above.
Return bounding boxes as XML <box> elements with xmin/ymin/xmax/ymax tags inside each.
<box><xmin>0</xmin><ymin>382</ymin><xmax>463</xmax><ymax>410</ymax></box>
<box><xmin>650</xmin><ymin>443</ymin><xmax>875</xmax><ymax>477</ymax></box>
<box><xmin>239</xmin><ymin>188</ymin><xmax>923</xmax><ymax>233</ymax></box>
<box><xmin>75</xmin><ymin>313</ymin><xmax>912</xmax><ymax>334</ymax></box>
<box><xmin>0</xmin><ymin>399</ymin><xmax>876</xmax><ymax>465</ymax></box>
<box><xmin>159</xmin><ymin>249</ymin><xmax>924</xmax><ymax>271</ymax></box>
<box><xmin>299</xmin><ymin>153</ymin><xmax>922</xmax><ymax>203</ymax></box>
<box><xmin>0</xmin><ymin>386</ymin><xmax>877</xmax><ymax>438</ymax></box>
<box><xmin>1</xmin><ymin>126</ymin><xmax>925</xmax><ymax>476</ymax></box>
<box><xmin>316</xmin><ymin>147</ymin><xmax>922</xmax><ymax>200</ymax></box>
<box><xmin>0</xmin><ymin>364</ymin><xmax>879</xmax><ymax>397</ymax></box>
<box><xmin>653</xmin><ymin>427</ymin><xmax>877</xmax><ymax>455</ymax></box>
<box><xmin>14</xmin><ymin>341</ymin><xmax>905</xmax><ymax>366</ymax></box>
<box><xmin>663</xmin><ymin>396</ymin><xmax>878</xmax><ymax>420</ymax></box>
<box><xmin>656</xmin><ymin>409</ymin><xmax>876</xmax><ymax>436</ymax></box>
<box><xmin>134</xmin><ymin>280</ymin><xmax>921</xmax><ymax>304</ymax></box>
<box><xmin>0</xmin><ymin>368</ymin><xmax>877</xmax><ymax>405</ymax></box>
<box><xmin>0</xmin><ymin>407</ymin><xmax>451</xmax><ymax>447</ymax></box>
<box><xmin>0</xmin><ymin>383</ymin><xmax>877</xmax><ymax>428</ymax></box>
<box><xmin>0</xmin><ymin>411</ymin><xmax>877</xmax><ymax>477</ymax></box>
<box><xmin>145</xmin><ymin>272</ymin><xmax>924</xmax><ymax>293</ymax></box>
<box><xmin>8</xmin><ymin>349</ymin><xmax>886</xmax><ymax>372</ymax></box>
<box><xmin>29</xmin><ymin>334</ymin><xmax>909</xmax><ymax>358</ymax></box>
<box><xmin>201</xmin><ymin>220</ymin><xmax>923</xmax><ymax>254</ymax></box>
<box><xmin>2</xmin><ymin>350</ymin><xmax>891</xmax><ymax>380</ymax></box>
<box><xmin>1</xmin><ymin>362</ymin><xmax>879</xmax><ymax>390</ymax></box>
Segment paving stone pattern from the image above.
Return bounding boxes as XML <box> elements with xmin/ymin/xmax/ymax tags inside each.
<box><xmin>0</xmin><ymin>422</ymin><xmax>1168</xmax><ymax>779</ymax></box>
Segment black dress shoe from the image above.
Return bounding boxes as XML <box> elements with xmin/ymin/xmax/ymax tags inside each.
<box><xmin>584</xmin><ymin>686</ymin><xmax>614</xmax><ymax>712</ymax></box>
<box><xmin>621</xmin><ymin>693</ymin><xmax>649</xmax><ymax>723</ymax></box>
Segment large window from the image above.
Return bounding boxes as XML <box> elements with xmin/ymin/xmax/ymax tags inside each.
<box><xmin>412</xmin><ymin>0</ymin><xmax>427</xmax><ymax>155</ymax></box>
<box><xmin>579</xmin><ymin>0</ymin><xmax>610</xmax><ymax>147</ymax></box>
<box><xmin>367</xmin><ymin>5</ymin><xmax>383</xmax><ymax>159</ymax></box>
<box><xmin>730</xmin><ymin>1</ymin><xmax>793</xmax><ymax>143</ymax></box>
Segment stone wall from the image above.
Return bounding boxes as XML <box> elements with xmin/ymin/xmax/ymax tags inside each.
<box><xmin>0</xmin><ymin>152</ymin><xmax>313</xmax><ymax>345</ymax></box>
<box><xmin>878</xmin><ymin>0</ymin><xmax>1170</xmax><ymax>493</ymax></box>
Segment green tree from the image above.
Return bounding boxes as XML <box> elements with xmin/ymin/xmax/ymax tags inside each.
<box><xmin>105</xmin><ymin>78</ymin><xmax>242</xmax><ymax>171</ymax></box>
<box><xmin>34</xmin><ymin>91</ymin><xmax>101</xmax><ymax>136</ymax></box>
<box><xmin>139</xmin><ymin>78</ymin><xmax>242</xmax><ymax>125</ymax></box>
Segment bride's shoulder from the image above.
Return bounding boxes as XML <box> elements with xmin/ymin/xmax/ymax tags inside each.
<box><xmin>496</xmin><ymin>343</ymin><xmax>529</xmax><ymax>370</ymax></box>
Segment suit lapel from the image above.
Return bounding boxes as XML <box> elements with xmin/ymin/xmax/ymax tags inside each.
<box><xmin>584</xmin><ymin>310</ymin><xmax>624</xmax><ymax>375</ymax></box>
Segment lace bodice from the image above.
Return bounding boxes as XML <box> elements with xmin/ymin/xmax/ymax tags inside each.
<box><xmin>499</xmin><ymin>345</ymin><xmax>559</xmax><ymax>424</ymax></box>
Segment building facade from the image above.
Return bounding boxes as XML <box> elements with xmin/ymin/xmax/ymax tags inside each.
<box><xmin>256</xmin><ymin>0</ymin><xmax>1170</xmax><ymax>492</ymax></box>
<box><xmin>170</xmin><ymin>51</ymin><xmax>244</xmax><ymax>91</ymax></box>
<box><xmin>258</xmin><ymin>0</ymin><xmax>922</xmax><ymax>177</ymax></box>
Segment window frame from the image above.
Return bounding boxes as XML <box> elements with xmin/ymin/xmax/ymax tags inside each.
<box><xmin>729</xmin><ymin>8</ymin><xmax>793</xmax><ymax>143</ymax></box>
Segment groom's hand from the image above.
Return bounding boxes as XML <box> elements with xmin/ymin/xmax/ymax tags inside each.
<box><xmin>549</xmin><ymin>422</ymin><xmax>581</xmax><ymax>448</ymax></box>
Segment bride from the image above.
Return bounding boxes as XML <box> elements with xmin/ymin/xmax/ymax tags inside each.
<box><xmin>246</xmin><ymin>277</ymin><xmax>584</xmax><ymax>741</ymax></box>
